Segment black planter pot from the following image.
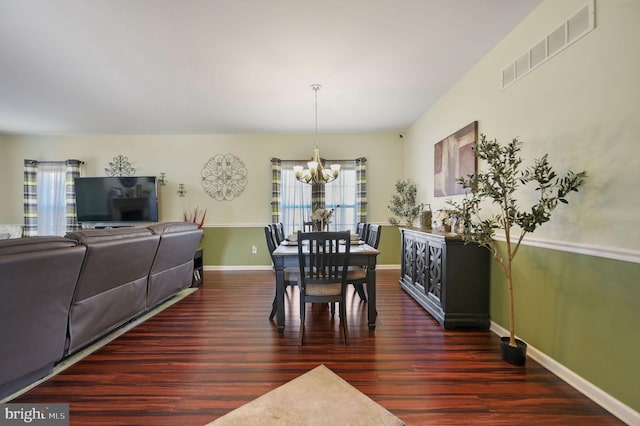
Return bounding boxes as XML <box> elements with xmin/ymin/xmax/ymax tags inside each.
<box><xmin>500</xmin><ymin>337</ymin><xmax>527</xmax><ymax>366</ymax></box>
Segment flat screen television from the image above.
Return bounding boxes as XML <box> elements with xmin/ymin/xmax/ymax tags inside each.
<box><xmin>74</xmin><ymin>176</ymin><xmax>159</xmax><ymax>224</ymax></box>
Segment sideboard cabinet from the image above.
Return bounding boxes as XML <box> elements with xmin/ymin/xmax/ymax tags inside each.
<box><xmin>399</xmin><ymin>227</ymin><xmax>490</xmax><ymax>329</ymax></box>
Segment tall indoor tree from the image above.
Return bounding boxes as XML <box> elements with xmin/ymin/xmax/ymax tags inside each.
<box><xmin>448</xmin><ymin>134</ymin><xmax>586</xmax><ymax>364</ymax></box>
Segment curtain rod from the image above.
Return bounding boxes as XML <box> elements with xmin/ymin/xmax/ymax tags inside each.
<box><xmin>274</xmin><ymin>157</ymin><xmax>366</xmax><ymax>162</ymax></box>
<box><xmin>25</xmin><ymin>160</ymin><xmax>85</xmax><ymax>165</ymax></box>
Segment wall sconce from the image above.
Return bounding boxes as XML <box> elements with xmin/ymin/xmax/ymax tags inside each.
<box><xmin>158</xmin><ymin>172</ymin><xmax>167</xmax><ymax>186</ymax></box>
<box><xmin>177</xmin><ymin>184</ymin><xmax>187</xmax><ymax>197</ymax></box>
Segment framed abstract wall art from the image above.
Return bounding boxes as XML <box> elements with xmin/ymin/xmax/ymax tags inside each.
<box><xmin>434</xmin><ymin>121</ymin><xmax>478</xmax><ymax>197</ymax></box>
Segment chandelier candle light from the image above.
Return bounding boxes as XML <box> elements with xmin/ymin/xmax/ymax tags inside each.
<box><xmin>293</xmin><ymin>84</ymin><xmax>340</xmax><ymax>185</ymax></box>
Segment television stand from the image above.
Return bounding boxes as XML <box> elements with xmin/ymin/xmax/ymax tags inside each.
<box><xmin>94</xmin><ymin>224</ymin><xmax>135</xmax><ymax>229</ymax></box>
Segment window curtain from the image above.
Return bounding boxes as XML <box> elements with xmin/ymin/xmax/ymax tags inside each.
<box><xmin>65</xmin><ymin>160</ymin><xmax>83</xmax><ymax>232</ymax></box>
<box><xmin>23</xmin><ymin>159</ymin><xmax>83</xmax><ymax>236</ymax></box>
<box><xmin>270</xmin><ymin>158</ymin><xmax>282</xmax><ymax>223</ymax></box>
<box><xmin>356</xmin><ymin>157</ymin><xmax>367</xmax><ymax>223</ymax></box>
<box><xmin>23</xmin><ymin>160</ymin><xmax>38</xmax><ymax>237</ymax></box>
<box><xmin>311</xmin><ymin>182</ymin><xmax>324</xmax><ymax>212</ymax></box>
<box><xmin>274</xmin><ymin>158</ymin><xmax>311</xmax><ymax>235</ymax></box>
<box><xmin>37</xmin><ymin>162</ymin><xmax>67</xmax><ymax>236</ymax></box>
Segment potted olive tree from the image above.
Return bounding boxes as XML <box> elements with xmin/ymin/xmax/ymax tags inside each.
<box><xmin>448</xmin><ymin>134</ymin><xmax>586</xmax><ymax>365</ymax></box>
<box><xmin>388</xmin><ymin>179</ymin><xmax>424</xmax><ymax>227</ymax></box>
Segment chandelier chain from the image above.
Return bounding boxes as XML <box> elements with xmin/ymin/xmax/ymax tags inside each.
<box><xmin>313</xmin><ymin>84</ymin><xmax>319</xmax><ymax>147</ymax></box>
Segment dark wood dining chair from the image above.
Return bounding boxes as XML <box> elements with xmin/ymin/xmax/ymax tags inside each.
<box><xmin>297</xmin><ymin>230</ymin><xmax>351</xmax><ymax>345</ymax></box>
<box><xmin>348</xmin><ymin>224</ymin><xmax>382</xmax><ymax>302</ymax></box>
<box><xmin>265</xmin><ymin>225</ymin><xmax>299</xmax><ymax>320</ymax></box>
<box><xmin>356</xmin><ymin>222</ymin><xmax>370</xmax><ymax>242</ymax></box>
<box><xmin>271</xmin><ymin>223</ymin><xmax>285</xmax><ymax>245</ymax></box>
<box><xmin>303</xmin><ymin>221</ymin><xmax>315</xmax><ymax>232</ymax></box>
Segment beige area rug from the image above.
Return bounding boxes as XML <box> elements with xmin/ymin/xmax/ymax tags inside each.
<box><xmin>1</xmin><ymin>287</ymin><xmax>198</xmax><ymax>403</ymax></box>
<box><xmin>208</xmin><ymin>364</ymin><xmax>404</xmax><ymax>426</ymax></box>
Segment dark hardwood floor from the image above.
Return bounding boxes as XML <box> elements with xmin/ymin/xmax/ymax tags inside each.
<box><xmin>11</xmin><ymin>270</ymin><xmax>622</xmax><ymax>425</ymax></box>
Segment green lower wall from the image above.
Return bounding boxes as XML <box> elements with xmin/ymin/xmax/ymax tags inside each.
<box><xmin>492</xmin><ymin>242</ymin><xmax>640</xmax><ymax>412</ymax></box>
<box><xmin>200</xmin><ymin>227</ymin><xmax>272</xmax><ymax>266</ymax></box>
<box><xmin>199</xmin><ymin>225</ymin><xmax>402</xmax><ymax>267</ymax></box>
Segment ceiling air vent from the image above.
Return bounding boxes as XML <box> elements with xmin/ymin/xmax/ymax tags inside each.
<box><xmin>501</xmin><ymin>0</ymin><xmax>595</xmax><ymax>89</ymax></box>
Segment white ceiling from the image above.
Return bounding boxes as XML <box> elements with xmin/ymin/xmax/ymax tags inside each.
<box><xmin>0</xmin><ymin>0</ymin><xmax>540</xmax><ymax>135</ymax></box>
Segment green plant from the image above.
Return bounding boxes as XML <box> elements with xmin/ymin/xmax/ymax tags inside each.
<box><xmin>448</xmin><ymin>134</ymin><xmax>586</xmax><ymax>348</ymax></box>
<box><xmin>388</xmin><ymin>179</ymin><xmax>424</xmax><ymax>226</ymax></box>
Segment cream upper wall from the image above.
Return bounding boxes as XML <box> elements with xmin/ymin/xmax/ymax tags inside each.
<box><xmin>405</xmin><ymin>0</ymin><xmax>640</xmax><ymax>251</ymax></box>
<box><xmin>0</xmin><ymin>133</ymin><xmax>403</xmax><ymax>225</ymax></box>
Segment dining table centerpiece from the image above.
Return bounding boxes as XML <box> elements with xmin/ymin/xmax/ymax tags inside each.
<box><xmin>311</xmin><ymin>208</ymin><xmax>333</xmax><ymax>231</ymax></box>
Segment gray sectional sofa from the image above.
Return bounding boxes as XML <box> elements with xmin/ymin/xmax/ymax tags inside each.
<box><xmin>0</xmin><ymin>222</ymin><xmax>203</xmax><ymax>399</ymax></box>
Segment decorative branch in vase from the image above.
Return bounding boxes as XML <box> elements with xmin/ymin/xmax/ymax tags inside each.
<box><xmin>183</xmin><ymin>206</ymin><xmax>207</xmax><ymax>229</ymax></box>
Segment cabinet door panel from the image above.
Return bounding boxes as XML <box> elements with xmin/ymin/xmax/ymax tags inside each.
<box><xmin>402</xmin><ymin>234</ymin><xmax>414</xmax><ymax>282</ymax></box>
<box><xmin>415</xmin><ymin>237</ymin><xmax>429</xmax><ymax>293</ymax></box>
<box><xmin>428</xmin><ymin>243</ymin><xmax>443</xmax><ymax>305</ymax></box>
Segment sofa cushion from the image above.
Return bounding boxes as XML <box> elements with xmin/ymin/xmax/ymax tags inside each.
<box><xmin>65</xmin><ymin>230</ymin><xmax>160</xmax><ymax>354</ymax></box>
<box><xmin>0</xmin><ymin>233</ymin><xmax>9</xmax><ymax>240</ymax></box>
<box><xmin>66</xmin><ymin>227</ymin><xmax>152</xmax><ymax>244</ymax></box>
<box><xmin>147</xmin><ymin>221</ymin><xmax>199</xmax><ymax>235</ymax></box>
<box><xmin>146</xmin><ymin>226</ymin><xmax>202</xmax><ymax>307</ymax></box>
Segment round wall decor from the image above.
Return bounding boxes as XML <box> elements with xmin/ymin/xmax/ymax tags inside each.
<box><xmin>201</xmin><ymin>154</ymin><xmax>248</xmax><ymax>201</ymax></box>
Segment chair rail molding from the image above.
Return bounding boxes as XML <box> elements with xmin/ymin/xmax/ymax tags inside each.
<box><xmin>493</xmin><ymin>234</ymin><xmax>640</xmax><ymax>264</ymax></box>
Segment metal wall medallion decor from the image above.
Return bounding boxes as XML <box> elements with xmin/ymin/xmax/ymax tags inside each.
<box><xmin>201</xmin><ymin>154</ymin><xmax>248</xmax><ymax>201</ymax></box>
<box><xmin>105</xmin><ymin>155</ymin><xmax>135</xmax><ymax>177</ymax></box>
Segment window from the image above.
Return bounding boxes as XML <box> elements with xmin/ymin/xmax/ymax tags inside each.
<box><xmin>36</xmin><ymin>162</ymin><xmax>67</xmax><ymax>235</ymax></box>
<box><xmin>279</xmin><ymin>164</ymin><xmax>312</xmax><ymax>233</ymax></box>
<box><xmin>272</xmin><ymin>158</ymin><xmax>366</xmax><ymax>235</ymax></box>
<box><xmin>324</xmin><ymin>164</ymin><xmax>357</xmax><ymax>231</ymax></box>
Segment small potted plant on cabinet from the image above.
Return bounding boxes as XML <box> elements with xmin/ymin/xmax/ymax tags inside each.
<box><xmin>388</xmin><ymin>179</ymin><xmax>424</xmax><ymax>227</ymax></box>
<box><xmin>448</xmin><ymin>134</ymin><xmax>586</xmax><ymax>365</ymax></box>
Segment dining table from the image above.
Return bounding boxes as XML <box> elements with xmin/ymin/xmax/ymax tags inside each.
<box><xmin>272</xmin><ymin>240</ymin><xmax>380</xmax><ymax>334</ymax></box>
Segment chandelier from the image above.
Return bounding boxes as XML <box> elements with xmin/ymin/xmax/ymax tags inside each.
<box><xmin>293</xmin><ymin>84</ymin><xmax>340</xmax><ymax>185</ymax></box>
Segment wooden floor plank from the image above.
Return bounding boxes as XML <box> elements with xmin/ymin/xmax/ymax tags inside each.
<box><xmin>10</xmin><ymin>270</ymin><xmax>623</xmax><ymax>425</ymax></box>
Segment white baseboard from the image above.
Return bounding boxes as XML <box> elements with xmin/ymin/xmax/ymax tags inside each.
<box><xmin>490</xmin><ymin>322</ymin><xmax>639</xmax><ymax>425</ymax></box>
<box><xmin>205</xmin><ymin>265</ymin><xmax>273</xmax><ymax>271</ymax></box>
<box><xmin>204</xmin><ymin>264</ymin><xmax>401</xmax><ymax>271</ymax></box>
